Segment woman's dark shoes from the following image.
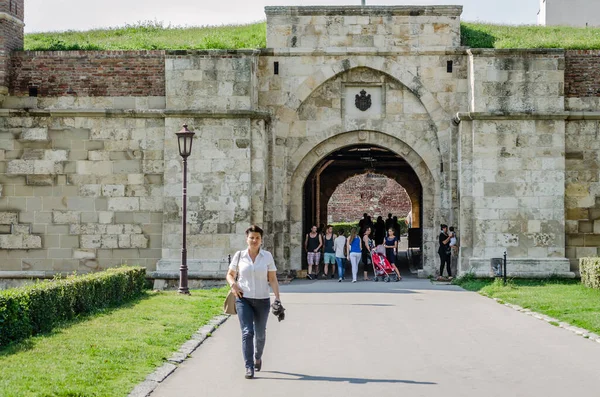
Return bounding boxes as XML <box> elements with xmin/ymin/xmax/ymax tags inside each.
<box><xmin>254</xmin><ymin>359</ymin><xmax>262</xmax><ymax>372</ymax></box>
<box><xmin>245</xmin><ymin>367</ymin><xmax>254</xmax><ymax>379</ymax></box>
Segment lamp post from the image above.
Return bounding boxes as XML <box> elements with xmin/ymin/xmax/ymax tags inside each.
<box><xmin>176</xmin><ymin>124</ymin><xmax>195</xmax><ymax>295</ymax></box>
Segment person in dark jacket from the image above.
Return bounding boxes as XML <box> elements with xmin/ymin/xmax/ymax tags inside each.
<box><xmin>438</xmin><ymin>224</ymin><xmax>452</xmax><ymax>279</ymax></box>
<box><xmin>374</xmin><ymin>216</ymin><xmax>386</xmax><ymax>245</ymax></box>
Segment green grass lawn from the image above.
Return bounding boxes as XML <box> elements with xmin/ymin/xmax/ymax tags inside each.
<box><xmin>455</xmin><ymin>277</ymin><xmax>600</xmax><ymax>335</ymax></box>
<box><xmin>23</xmin><ymin>20</ymin><xmax>600</xmax><ymax>51</ymax></box>
<box><xmin>0</xmin><ymin>288</ymin><xmax>227</xmax><ymax>397</ymax></box>
<box><xmin>24</xmin><ymin>21</ymin><xmax>267</xmax><ymax>51</ymax></box>
<box><xmin>461</xmin><ymin>22</ymin><xmax>600</xmax><ymax>49</ymax></box>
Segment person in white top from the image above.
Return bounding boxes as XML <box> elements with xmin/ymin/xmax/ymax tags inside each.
<box><xmin>226</xmin><ymin>225</ymin><xmax>281</xmax><ymax>379</ymax></box>
<box><xmin>405</xmin><ymin>210</ymin><xmax>413</xmax><ymax>229</ymax></box>
<box><xmin>333</xmin><ymin>229</ymin><xmax>347</xmax><ymax>282</ymax></box>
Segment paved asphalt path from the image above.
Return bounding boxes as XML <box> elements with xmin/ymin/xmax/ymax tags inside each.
<box><xmin>151</xmin><ymin>277</ymin><xmax>600</xmax><ymax>397</ymax></box>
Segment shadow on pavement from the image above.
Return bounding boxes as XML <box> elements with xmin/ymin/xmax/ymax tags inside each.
<box><xmin>257</xmin><ymin>370</ymin><xmax>437</xmax><ymax>385</ymax></box>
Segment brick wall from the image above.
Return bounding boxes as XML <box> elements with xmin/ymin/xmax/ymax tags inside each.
<box><xmin>327</xmin><ymin>174</ymin><xmax>412</xmax><ymax>222</ymax></box>
<box><xmin>0</xmin><ymin>0</ymin><xmax>25</xmax><ymax>20</ymax></box>
<box><xmin>565</xmin><ymin>50</ymin><xmax>600</xmax><ymax>97</ymax></box>
<box><xmin>0</xmin><ymin>0</ymin><xmax>24</xmax><ymax>89</ymax></box>
<box><xmin>9</xmin><ymin>51</ymin><xmax>166</xmax><ymax>96</ymax></box>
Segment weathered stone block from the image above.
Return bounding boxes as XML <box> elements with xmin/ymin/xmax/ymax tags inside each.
<box><xmin>131</xmin><ymin>234</ymin><xmax>149</xmax><ymax>248</ymax></box>
<box><xmin>102</xmin><ymin>185</ymin><xmax>125</xmax><ymax>197</ymax></box>
<box><xmin>101</xmin><ymin>235</ymin><xmax>119</xmax><ymax>248</ymax></box>
<box><xmin>579</xmin><ymin>221</ymin><xmax>594</xmax><ymax>233</ymax></box>
<box><xmin>108</xmin><ymin>197</ymin><xmax>140</xmax><ymax>211</ymax></box>
<box><xmin>44</xmin><ymin>150</ymin><xmax>69</xmax><ymax>162</ymax></box>
<box><xmin>98</xmin><ymin>211</ymin><xmax>114</xmax><ymax>224</ymax></box>
<box><xmin>0</xmin><ymin>235</ymin><xmax>23</xmax><ymax>249</ymax></box>
<box><xmin>0</xmin><ymin>212</ymin><xmax>19</xmax><ymax>225</ymax></box>
<box><xmin>106</xmin><ymin>224</ymin><xmax>124</xmax><ymax>235</ymax></box>
<box><xmin>124</xmin><ymin>224</ymin><xmax>143</xmax><ymax>234</ymax></box>
<box><xmin>80</xmin><ymin>235</ymin><xmax>102</xmax><ymax>249</ymax></box>
<box><xmin>7</xmin><ymin>160</ymin><xmax>34</xmax><ymax>174</ymax></box>
<box><xmin>142</xmin><ymin>160</ymin><xmax>164</xmax><ymax>174</ymax></box>
<box><xmin>60</xmin><ymin>235</ymin><xmax>80</xmax><ymax>249</ymax></box>
<box><xmin>140</xmin><ymin>196</ymin><xmax>163</xmax><ymax>211</ymax></box>
<box><xmin>20</xmin><ymin>128</ymin><xmax>49</xmax><ymax>141</ymax></box>
<box><xmin>76</xmin><ymin>161</ymin><xmax>113</xmax><ymax>175</ymax></box>
<box><xmin>88</xmin><ymin>151</ymin><xmax>110</xmax><ymax>161</ymax></box>
<box><xmin>118</xmin><ymin>234</ymin><xmax>132</xmax><ymax>248</ymax></box>
<box><xmin>53</xmin><ymin>211</ymin><xmax>81</xmax><ymax>224</ymax></box>
<box><xmin>73</xmin><ymin>249</ymin><xmax>96</xmax><ymax>260</ymax></box>
<box><xmin>128</xmin><ymin>174</ymin><xmax>145</xmax><ymax>185</ymax></box>
<box><xmin>33</xmin><ymin>161</ymin><xmax>58</xmax><ymax>175</ymax></box>
<box><xmin>566</xmin><ymin>207</ymin><xmax>589</xmax><ymax>220</ymax></box>
<box><xmin>26</xmin><ymin>175</ymin><xmax>55</xmax><ymax>186</ymax></box>
<box><xmin>23</xmin><ymin>235</ymin><xmax>42</xmax><ymax>249</ymax></box>
<box><xmin>12</xmin><ymin>224</ymin><xmax>30</xmax><ymax>235</ymax></box>
<box><xmin>595</xmin><ymin>220</ymin><xmax>600</xmax><ymax>234</ymax></box>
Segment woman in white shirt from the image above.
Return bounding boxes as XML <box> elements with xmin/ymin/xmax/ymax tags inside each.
<box><xmin>333</xmin><ymin>229</ymin><xmax>347</xmax><ymax>282</ymax></box>
<box><xmin>226</xmin><ymin>225</ymin><xmax>281</xmax><ymax>379</ymax></box>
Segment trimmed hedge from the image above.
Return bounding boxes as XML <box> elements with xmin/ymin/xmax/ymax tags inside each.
<box><xmin>0</xmin><ymin>266</ymin><xmax>146</xmax><ymax>347</ymax></box>
<box><xmin>580</xmin><ymin>257</ymin><xmax>600</xmax><ymax>290</ymax></box>
<box><xmin>331</xmin><ymin>218</ymin><xmax>408</xmax><ymax>236</ymax></box>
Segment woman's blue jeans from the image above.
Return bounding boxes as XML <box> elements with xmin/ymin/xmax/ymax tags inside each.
<box><xmin>236</xmin><ymin>297</ymin><xmax>270</xmax><ymax>369</ymax></box>
<box><xmin>335</xmin><ymin>257</ymin><xmax>345</xmax><ymax>279</ymax></box>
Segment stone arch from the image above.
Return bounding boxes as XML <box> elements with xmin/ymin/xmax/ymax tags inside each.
<box><xmin>287</xmin><ymin>66</ymin><xmax>444</xmax><ymax>183</ymax></box>
<box><xmin>285</xmin><ymin>58</ymin><xmax>452</xmax><ymax>148</ymax></box>
<box><xmin>288</xmin><ymin>130</ymin><xmax>439</xmax><ymax>274</ymax></box>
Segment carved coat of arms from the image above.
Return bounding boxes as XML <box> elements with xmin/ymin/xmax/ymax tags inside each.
<box><xmin>355</xmin><ymin>89</ymin><xmax>372</xmax><ymax>111</ymax></box>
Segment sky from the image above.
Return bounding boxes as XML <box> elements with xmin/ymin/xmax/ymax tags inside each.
<box><xmin>24</xmin><ymin>0</ymin><xmax>540</xmax><ymax>33</ymax></box>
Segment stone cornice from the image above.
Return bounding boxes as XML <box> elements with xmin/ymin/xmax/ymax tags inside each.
<box><xmin>0</xmin><ymin>108</ymin><xmax>271</xmax><ymax>121</ymax></box>
<box><xmin>0</xmin><ymin>12</ymin><xmax>24</xmax><ymax>27</ymax></box>
<box><xmin>260</xmin><ymin>47</ymin><xmax>469</xmax><ymax>57</ymax></box>
<box><xmin>265</xmin><ymin>5</ymin><xmax>463</xmax><ymax>17</ymax></box>
<box><xmin>165</xmin><ymin>49</ymin><xmax>261</xmax><ymax>57</ymax></box>
<box><xmin>0</xmin><ymin>270</ymin><xmax>227</xmax><ymax>280</ymax></box>
<box><xmin>466</xmin><ymin>48</ymin><xmax>565</xmax><ymax>57</ymax></box>
<box><xmin>455</xmin><ymin>111</ymin><xmax>600</xmax><ymax>122</ymax></box>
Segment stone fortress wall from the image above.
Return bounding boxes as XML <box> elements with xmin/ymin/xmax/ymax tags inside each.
<box><xmin>1</xmin><ymin>2</ymin><xmax>600</xmax><ymax>285</ymax></box>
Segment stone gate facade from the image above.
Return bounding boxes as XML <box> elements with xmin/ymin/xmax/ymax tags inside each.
<box><xmin>1</xmin><ymin>2</ymin><xmax>600</xmax><ymax>286</ymax></box>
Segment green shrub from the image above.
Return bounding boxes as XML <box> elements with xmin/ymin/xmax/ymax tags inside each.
<box><xmin>0</xmin><ymin>266</ymin><xmax>146</xmax><ymax>347</ymax></box>
<box><xmin>580</xmin><ymin>257</ymin><xmax>600</xmax><ymax>290</ymax></box>
<box><xmin>331</xmin><ymin>218</ymin><xmax>407</xmax><ymax>236</ymax></box>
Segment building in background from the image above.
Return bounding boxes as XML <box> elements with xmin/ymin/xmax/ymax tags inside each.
<box><xmin>538</xmin><ymin>0</ymin><xmax>600</xmax><ymax>27</ymax></box>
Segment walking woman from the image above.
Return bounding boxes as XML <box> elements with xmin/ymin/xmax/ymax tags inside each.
<box><xmin>226</xmin><ymin>225</ymin><xmax>282</xmax><ymax>379</ymax></box>
<box><xmin>346</xmin><ymin>227</ymin><xmax>362</xmax><ymax>283</ymax></box>
<box><xmin>384</xmin><ymin>228</ymin><xmax>402</xmax><ymax>280</ymax></box>
<box><xmin>362</xmin><ymin>227</ymin><xmax>374</xmax><ymax>281</ymax></box>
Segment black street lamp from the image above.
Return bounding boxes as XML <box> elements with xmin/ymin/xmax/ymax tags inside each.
<box><xmin>176</xmin><ymin>124</ymin><xmax>195</xmax><ymax>295</ymax></box>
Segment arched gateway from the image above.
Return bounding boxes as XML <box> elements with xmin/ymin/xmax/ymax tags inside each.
<box><xmin>288</xmin><ymin>130</ymin><xmax>438</xmax><ymax>274</ymax></box>
<box><xmin>0</xmin><ymin>4</ymin><xmax>578</xmax><ymax>287</ymax></box>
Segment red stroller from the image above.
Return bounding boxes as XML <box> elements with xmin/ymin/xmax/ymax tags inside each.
<box><xmin>371</xmin><ymin>246</ymin><xmax>400</xmax><ymax>282</ymax></box>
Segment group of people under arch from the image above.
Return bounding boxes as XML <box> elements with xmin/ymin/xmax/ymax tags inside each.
<box><xmin>304</xmin><ymin>213</ymin><xmax>410</xmax><ymax>283</ymax></box>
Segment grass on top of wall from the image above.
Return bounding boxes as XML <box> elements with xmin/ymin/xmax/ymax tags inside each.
<box><xmin>461</xmin><ymin>22</ymin><xmax>600</xmax><ymax>50</ymax></box>
<box><xmin>23</xmin><ymin>20</ymin><xmax>600</xmax><ymax>51</ymax></box>
<box><xmin>24</xmin><ymin>21</ymin><xmax>267</xmax><ymax>51</ymax></box>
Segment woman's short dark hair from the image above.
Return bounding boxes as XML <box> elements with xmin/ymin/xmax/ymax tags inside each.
<box><xmin>245</xmin><ymin>225</ymin><xmax>264</xmax><ymax>237</ymax></box>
